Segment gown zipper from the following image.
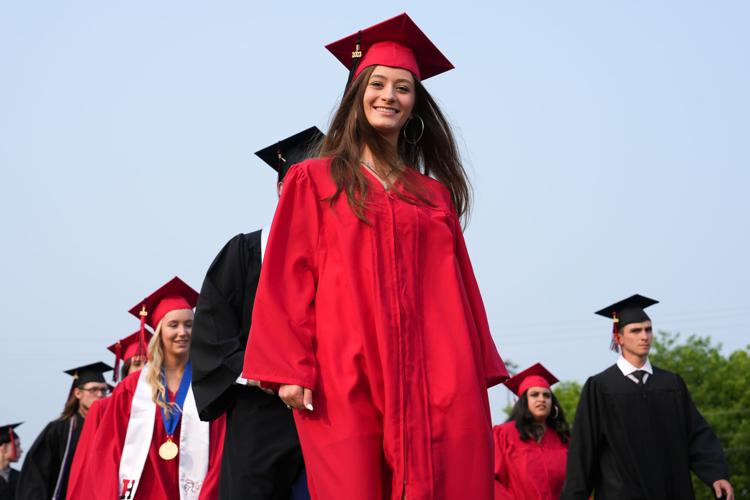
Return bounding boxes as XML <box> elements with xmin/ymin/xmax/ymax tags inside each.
<box><xmin>385</xmin><ymin>188</ymin><xmax>408</xmax><ymax>498</ymax></box>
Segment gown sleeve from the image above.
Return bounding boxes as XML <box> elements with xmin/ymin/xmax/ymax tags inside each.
<box><xmin>680</xmin><ymin>375</ymin><xmax>730</xmax><ymax>486</ymax></box>
<box><xmin>192</xmin><ymin>232</ymin><xmax>260</xmax><ymax>421</ymax></box>
<box><xmin>492</xmin><ymin>425</ymin><xmax>514</xmax><ymax>500</ymax></box>
<box><xmin>66</xmin><ymin>398</ymin><xmax>107</xmax><ymax>499</ymax></box>
<box><xmin>560</xmin><ymin>377</ymin><xmax>598</xmax><ymax>500</ymax></box>
<box><xmin>243</xmin><ymin>164</ymin><xmax>321</xmax><ymax>391</ymax></box>
<box><xmin>15</xmin><ymin>421</ymin><xmax>62</xmax><ymax>500</ymax></box>
<box><xmin>450</xmin><ymin>213</ymin><xmax>509</xmax><ymax>387</ymax></box>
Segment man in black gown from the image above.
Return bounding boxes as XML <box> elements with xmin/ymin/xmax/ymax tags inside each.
<box><xmin>0</xmin><ymin>423</ymin><xmax>22</xmax><ymax>500</ymax></box>
<box><xmin>191</xmin><ymin>127</ymin><xmax>323</xmax><ymax>500</ymax></box>
<box><xmin>15</xmin><ymin>362</ymin><xmax>111</xmax><ymax>500</ymax></box>
<box><xmin>561</xmin><ymin>295</ymin><xmax>733</xmax><ymax>500</ymax></box>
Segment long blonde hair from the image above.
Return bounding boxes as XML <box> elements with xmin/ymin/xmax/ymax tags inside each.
<box><xmin>145</xmin><ymin>322</ymin><xmax>180</xmax><ymax>413</ymax></box>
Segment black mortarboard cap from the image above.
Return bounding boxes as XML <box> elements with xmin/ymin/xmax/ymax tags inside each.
<box><xmin>64</xmin><ymin>362</ymin><xmax>112</xmax><ymax>387</ymax></box>
<box><xmin>596</xmin><ymin>294</ymin><xmax>659</xmax><ymax>351</ymax></box>
<box><xmin>595</xmin><ymin>294</ymin><xmax>659</xmax><ymax>327</ymax></box>
<box><xmin>255</xmin><ymin>127</ymin><xmax>324</xmax><ymax>181</ymax></box>
<box><xmin>0</xmin><ymin>422</ymin><xmax>22</xmax><ymax>445</ymax></box>
<box><xmin>0</xmin><ymin>422</ymin><xmax>22</xmax><ymax>459</ymax></box>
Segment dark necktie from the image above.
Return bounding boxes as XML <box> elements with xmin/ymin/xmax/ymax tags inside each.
<box><xmin>633</xmin><ymin>370</ymin><xmax>647</xmax><ymax>384</ymax></box>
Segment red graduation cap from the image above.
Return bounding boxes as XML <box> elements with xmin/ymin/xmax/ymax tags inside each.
<box><xmin>128</xmin><ymin>277</ymin><xmax>198</xmax><ymax>356</ymax></box>
<box><xmin>504</xmin><ymin>363</ymin><xmax>559</xmax><ymax>396</ymax></box>
<box><xmin>326</xmin><ymin>12</ymin><xmax>454</xmax><ymax>82</ymax></box>
<box><xmin>107</xmin><ymin>329</ymin><xmax>154</xmax><ymax>382</ymax></box>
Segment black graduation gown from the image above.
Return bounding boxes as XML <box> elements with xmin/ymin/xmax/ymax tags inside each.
<box><xmin>192</xmin><ymin>230</ymin><xmax>264</xmax><ymax>421</ymax></box>
<box><xmin>15</xmin><ymin>415</ymin><xmax>83</xmax><ymax>500</ymax></box>
<box><xmin>191</xmin><ymin>230</ymin><xmax>304</xmax><ymax>500</ymax></box>
<box><xmin>561</xmin><ymin>364</ymin><xmax>729</xmax><ymax>500</ymax></box>
<box><xmin>0</xmin><ymin>468</ymin><xmax>19</xmax><ymax>500</ymax></box>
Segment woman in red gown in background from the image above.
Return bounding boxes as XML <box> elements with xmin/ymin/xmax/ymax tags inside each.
<box><xmin>80</xmin><ymin>277</ymin><xmax>225</xmax><ymax>500</ymax></box>
<box><xmin>242</xmin><ymin>13</ymin><xmax>508</xmax><ymax>500</ymax></box>
<box><xmin>66</xmin><ymin>330</ymin><xmax>153</xmax><ymax>499</ymax></box>
<box><xmin>493</xmin><ymin>363</ymin><xmax>570</xmax><ymax>500</ymax></box>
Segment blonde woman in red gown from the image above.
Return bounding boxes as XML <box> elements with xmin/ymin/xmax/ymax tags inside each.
<box><xmin>82</xmin><ymin>277</ymin><xmax>225</xmax><ymax>499</ymax></box>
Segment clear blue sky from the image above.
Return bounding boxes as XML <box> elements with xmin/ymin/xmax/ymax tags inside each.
<box><xmin>2</xmin><ymin>1</ymin><xmax>748</xmax><ymax>456</ymax></box>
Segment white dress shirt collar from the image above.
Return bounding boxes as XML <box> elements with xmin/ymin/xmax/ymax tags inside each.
<box><xmin>617</xmin><ymin>355</ymin><xmax>653</xmax><ymax>376</ymax></box>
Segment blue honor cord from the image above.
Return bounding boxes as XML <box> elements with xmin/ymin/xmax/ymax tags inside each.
<box><xmin>160</xmin><ymin>360</ymin><xmax>192</xmax><ymax>439</ymax></box>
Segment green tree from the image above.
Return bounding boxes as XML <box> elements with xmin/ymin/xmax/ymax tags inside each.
<box><xmin>649</xmin><ymin>331</ymin><xmax>750</xmax><ymax>500</ymax></box>
<box><xmin>554</xmin><ymin>380</ymin><xmax>582</xmax><ymax>425</ymax></box>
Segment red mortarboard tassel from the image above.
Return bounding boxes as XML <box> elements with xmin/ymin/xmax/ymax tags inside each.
<box><xmin>610</xmin><ymin>312</ymin><xmax>620</xmax><ymax>352</ymax></box>
<box><xmin>9</xmin><ymin>427</ymin><xmax>17</xmax><ymax>460</ymax></box>
<box><xmin>113</xmin><ymin>341</ymin><xmax>122</xmax><ymax>383</ymax></box>
<box><xmin>138</xmin><ymin>305</ymin><xmax>148</xmax><ymax>358</ymax></box>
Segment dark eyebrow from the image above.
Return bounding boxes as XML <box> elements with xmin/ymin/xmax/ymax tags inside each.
<box><xmin>369</xmin><ymin>74</ymin><xmax>414</xmax><ymax>85</ymax></box>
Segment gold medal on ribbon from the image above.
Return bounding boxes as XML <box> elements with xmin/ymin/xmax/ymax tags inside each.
<box><xmin>158</xmin><ymin>438</ymin><xmax>179</xmax><ymax>460</ymax></box>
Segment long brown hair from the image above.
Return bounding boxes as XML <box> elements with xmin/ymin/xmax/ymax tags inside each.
<box><xmin>59</xmin><ymin>384</ymin><xmax>80</xmax><ymax>420</ymax></box>
<box><xmin>319</xmin><ymin>65</ymin><xmax>472</xmax><ymax>225</ymax></box>
<box><xmin>506</xmin><ymin>391</ymin><xmax>571</xmax><ymax>444</ymax></box>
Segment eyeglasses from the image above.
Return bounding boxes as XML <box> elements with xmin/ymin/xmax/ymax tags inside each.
<box><xmin>79</xmin><ymin>386</ymin><xmax>111</xmax><ymax>396</ymax></box>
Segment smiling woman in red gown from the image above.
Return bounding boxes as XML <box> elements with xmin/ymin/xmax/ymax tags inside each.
<box><xmin>81</xmin><ymin>277</ymin><xmax>225</xmax><ymax>500</ymax></box>
<box><xmin>493</xmin><ymin>363</ymin><xmax>570</xmax><ymax>500</ymax></box>
<box><xmin>242</xmin><ymin>13</ymin><xmax>508</xmax><ymax>500</ymax></box>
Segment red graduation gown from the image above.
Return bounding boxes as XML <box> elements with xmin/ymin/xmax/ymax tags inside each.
<box><xmin>77</xmin><ymin>372</ymin><xmax>225</xmax><ymax>500</ymax></box>
<box><xmin>243</xmin><ymin>159</ymin><xmax>508</xmax><ymax>500</ymax></box>
<box><xmin>493</xmin><ymin>422</ymin><xmax>568</xmax><ymax>500</ymax></box>
<box><xmin>66</xmin><ymin>397</ymin><xmax>110</xmax><ymax>499</ymax></box>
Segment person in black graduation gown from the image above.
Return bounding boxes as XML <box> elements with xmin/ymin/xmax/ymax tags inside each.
<box><xmin>0</xmin><ymin>423</ymin><xmax>22</xmax><ymax>500</ymax></box>
<box><xmin>15</xmin><ymin>362</ymin><xmax>111</xmax><ymax>500</ymax></box>
<box><xmin>191</xmin><ymin>126</ymin><xmax>323</xmax><ymax>500</ymax></box>
<box><xmin>561</xmin><ymin>295</ymin><xmax>734</xmax><ymax>500</ymax></box>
